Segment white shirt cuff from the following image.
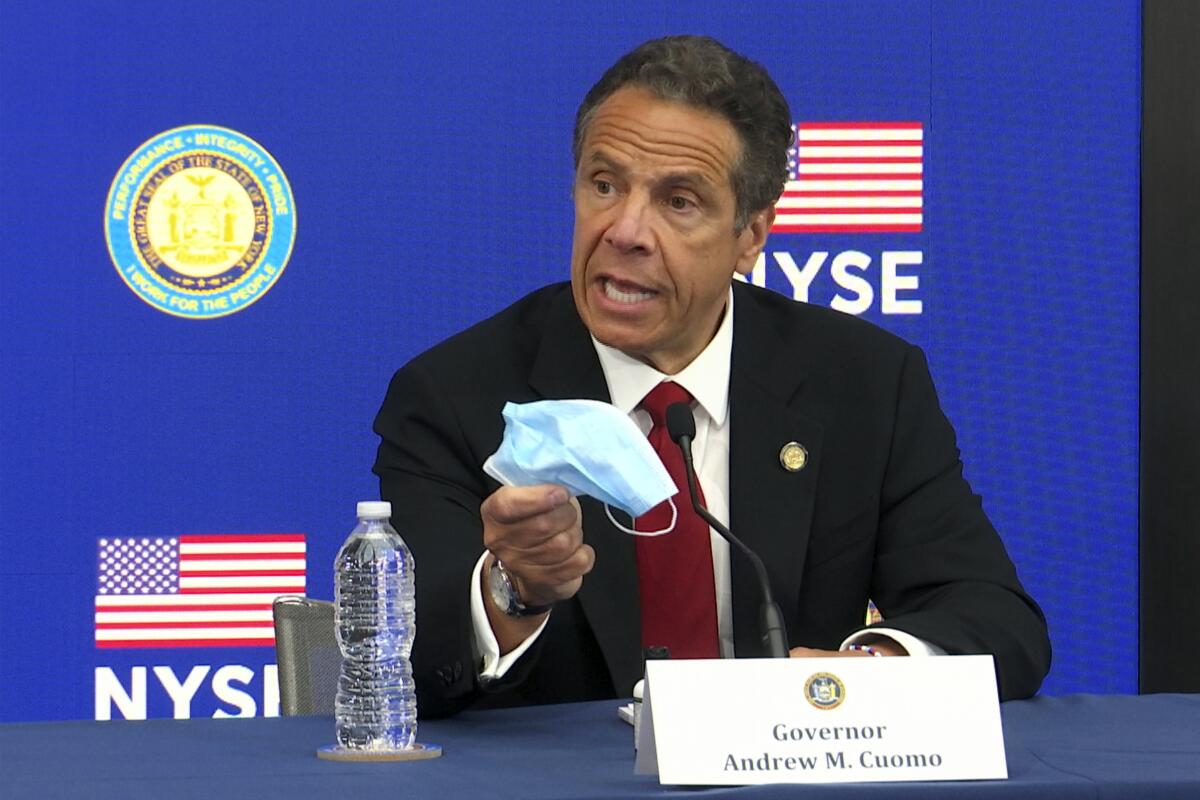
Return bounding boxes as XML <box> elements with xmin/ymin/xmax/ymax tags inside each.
<box><xmin>469</xmin><ymin>551</ymin><xmax>550</xmax><ymax>680</ymax></box>
<box><xmin>839</xmin><ymin>627</ymin><xmax>945</xmax><ymax>657</ymax></box>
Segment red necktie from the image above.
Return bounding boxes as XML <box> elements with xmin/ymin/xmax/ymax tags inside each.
<box><xmin>634</xmin><ymin>382</ymin><xmax>720</xmax><ymax>659</ymax></box>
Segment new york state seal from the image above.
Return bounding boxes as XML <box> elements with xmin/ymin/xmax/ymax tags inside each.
<box><xmin>104</xmin><ymin>125</ymin><xmax>296</xmax><ymax>318</ymax></box>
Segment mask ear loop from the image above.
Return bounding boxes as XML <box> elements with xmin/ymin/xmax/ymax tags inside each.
<box><xmin>604</xmin><ymin>497</ymin><xmax>677</xmax><ymax>537</ymax></box>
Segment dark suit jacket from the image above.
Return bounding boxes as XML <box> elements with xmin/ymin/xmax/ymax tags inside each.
<box><xmin>373</xmin><ymin>281</ymin><xmax>1051</xmax><ymax>716</ymax></box>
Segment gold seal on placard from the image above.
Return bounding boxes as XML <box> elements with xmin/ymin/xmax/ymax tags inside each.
<box><xmin>804</xmin><ymin>672</ymin><xmax>845</xmax><ymax>710</ymax></box>
<box><xmin>779</xmin><ymin>442</ymin><xmax>808</xmax><ymax>472</ymax></box>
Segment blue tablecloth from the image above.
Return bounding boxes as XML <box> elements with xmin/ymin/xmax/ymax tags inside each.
<box><xmin>2</xmin><ymin>694</ymin><xmax>1198</xmax><ymax>799</ymax></box>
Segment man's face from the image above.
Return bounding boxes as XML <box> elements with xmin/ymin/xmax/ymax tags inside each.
<box><xmin>570</xmin><ymin>88</ymin><xmax>773</xmax><ymax>374</ymax></box>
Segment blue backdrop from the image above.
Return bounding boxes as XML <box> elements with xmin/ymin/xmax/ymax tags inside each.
<box><xmin>0</xmin><ymin>0</ymin><xmax>1140</xmax><ymax>721</ymax></box>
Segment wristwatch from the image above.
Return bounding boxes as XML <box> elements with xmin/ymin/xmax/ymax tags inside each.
<box><xmin>487</xmin><ymin>560</ymin><xmax>553</xmax><ymax>617</ymax></box>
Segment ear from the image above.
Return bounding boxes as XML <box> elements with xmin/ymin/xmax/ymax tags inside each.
<box><xmin>733</xmin><ymin>207</ymin><xmax>774</xmax><ymax>276</ymax></box>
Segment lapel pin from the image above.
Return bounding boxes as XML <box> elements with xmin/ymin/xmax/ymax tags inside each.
<box><xmin>779</xmin><ymin>441</ymin><xmax>808</xmax><ymax>472</ymax></box>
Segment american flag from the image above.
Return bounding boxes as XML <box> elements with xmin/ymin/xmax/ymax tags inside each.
<box><xmin>94</xmin><ymin>534</ymin><xmax>306</xmax><ymax>648</ymax></box>
<box><xmin>773</xmin><ymin>121</ymin><xmax>924</xmax><ymax>234</ymax></box>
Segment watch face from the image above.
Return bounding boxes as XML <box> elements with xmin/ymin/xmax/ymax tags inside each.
<box><xmin>488</xmin><ymin>561</ymin><xmax>551</xmax><ymax>617</ymax></box>
<box><xmin>488</xmin><ymin>561</ymin><xmax>516</xmax><ymax>614</ymax></box>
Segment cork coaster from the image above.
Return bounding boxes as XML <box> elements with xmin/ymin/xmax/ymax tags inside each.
<box><xmin>317</xmin><ymin>742</ymin><xmax>443</xmax><ymax>762</ymax></box>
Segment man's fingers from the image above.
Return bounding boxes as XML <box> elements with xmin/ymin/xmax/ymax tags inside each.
<box><xmin>483</xmin><ymin>484</ymin><xmax>570</xmax><ymax>526</ymax></box>
<box><xmin>511</xmin><ymin>544</ymin><xmax>595</xmax><ymax>605</ymax></box>
<box><xmin>505</xmin><ymin>528</ymin><xmax>581</xmax><ymax>565</ymax></box>
<box><xmin>492</xmin><ymin>514</ymin><xmax>589</xmax><ymax>571</ymax></box>
<box><xmin>481</xmin><ymin>489</ymin><xmax>589</xmax><ymax>606</ymax></box>
<box><xmin>480</xmin><ymin>484</ymin><xmax>578</xmax><ymax>554</ymax></box>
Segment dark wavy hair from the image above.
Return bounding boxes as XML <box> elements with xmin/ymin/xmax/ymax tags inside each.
<box><xmin>572</xmin><ymin>35</ymin><xmax>794</xmax><ymax>231</ymax></box>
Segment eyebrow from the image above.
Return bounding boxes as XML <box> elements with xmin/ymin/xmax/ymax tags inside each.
<box><xmin>583</xmin><ymin>151</ymin><xmax>626</xmax><ymax>175</ymax></box>
<box><xmin>583</xmin><ymin>151</ymin><xmax>715</xmax><ymax>191</ymax></box>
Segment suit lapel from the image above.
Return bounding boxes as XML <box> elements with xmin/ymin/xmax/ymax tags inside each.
<box><xmin>529</xmin><ymin>292</ymin><xmax>643</xmax><ymax>696</ymax></box>
<box><xmin>728</xmin><ymin>283</ymin><xmax>823</xmax><ymax>657</ymax></box>
<box><xmin>529</xmin><ymin>291</ymin><xmax>610</xmax><ymax>404</ymax></box>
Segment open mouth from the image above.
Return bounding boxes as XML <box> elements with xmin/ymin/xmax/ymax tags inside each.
<box><xmin>601</xmin><ymin>277</ymin><xmax>656</xmax><ymax>304</ymax></box>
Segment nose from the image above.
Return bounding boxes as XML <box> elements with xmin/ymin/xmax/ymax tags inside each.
<box><xmin>602</xmin><ymin>192</ymin><xmax>654</xmax><ymax>255</ymax></box>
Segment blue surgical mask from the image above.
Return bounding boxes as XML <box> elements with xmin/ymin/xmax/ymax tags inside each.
<box><xmin>482</xmin><ymin>400</ymin><xmax>677</xmax><ymax>535</ymax></box>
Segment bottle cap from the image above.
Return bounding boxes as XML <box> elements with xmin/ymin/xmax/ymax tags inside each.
<box><xmin>356</xmin><ymin>501</ymin><xmax>392</xmax><ymax>519</ymax></box>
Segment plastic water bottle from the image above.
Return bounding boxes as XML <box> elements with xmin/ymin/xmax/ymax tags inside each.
<box><xmin>334</xmin><ymin>500</ymin><xmax>417</xmax><ymax>750</ymax></box>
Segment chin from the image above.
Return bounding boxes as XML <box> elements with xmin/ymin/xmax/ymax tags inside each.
<box><xmin>590</xmin><ymin>325</ymin><xmax>647</xmax><ymax>358</ymax></box>
<box><xmin>592</xmin><ymin>327</ymin><xmax>634</xmax><ymax>351</ymax></box>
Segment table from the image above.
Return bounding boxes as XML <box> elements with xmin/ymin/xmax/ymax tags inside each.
<box><xmin>2</xmin><ymin>694</ymin><xmax>1198</xmax><ymax>799</ymax></box>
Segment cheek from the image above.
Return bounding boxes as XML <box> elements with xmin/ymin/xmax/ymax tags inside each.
<box><xmin>665</xmin><ymin>241</ymin><xmax>724</xmax><ymax>298</ymax></box>
<box><xmin>568</xmin><ymin>228</ymin><xmax>587</xmax><ymax>277</ymax></box>
<box><xmin>571</xmin><ymin>216</ymin><xmax>607</xmax><ymax>266</ymax></box>
<box><xmin>569</xmin><ymin>223</ymin><xmax>599</xmax><ymax>292</ymax></box>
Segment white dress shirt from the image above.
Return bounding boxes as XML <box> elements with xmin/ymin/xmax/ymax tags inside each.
<box><xmin>471</xmin><ymin>289</ymin><xmax>939</xmax><ymax>681</ymax></box>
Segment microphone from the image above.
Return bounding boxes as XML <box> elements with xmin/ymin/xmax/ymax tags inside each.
<box><xmin>665</xmin><ymin>402</ymin><xmax>790</xmax><ymax>659</ymax></box>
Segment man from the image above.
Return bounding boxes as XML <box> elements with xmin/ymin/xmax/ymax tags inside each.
<box><xmin>374</xmin><ymin>35</ymin><xmax>1051</xmax><ymax>718</ymax></box>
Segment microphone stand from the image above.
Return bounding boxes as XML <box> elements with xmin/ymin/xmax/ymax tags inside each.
<box><xmin>666</xmin><ymin>403</ymin><xmax>790</xmax><ymax>659</ymax></box>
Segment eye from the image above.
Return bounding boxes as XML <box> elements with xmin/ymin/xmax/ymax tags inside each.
<box><xmin>668</xmin><ymin>195</ymin><xmax>695</xmax><ymax>211</ymax></box>
<box><xmin>594</xmin><ymin>180</ymin><xmax>613</xmax><ymax>195</ymax></box>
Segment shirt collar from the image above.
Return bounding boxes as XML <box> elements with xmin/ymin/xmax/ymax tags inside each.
<box><xmin>591</xmin><ymin>287</ymin><xmax>733</xmax><ymax>426</ymax></box>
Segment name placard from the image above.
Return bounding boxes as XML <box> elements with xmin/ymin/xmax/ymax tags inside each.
<box><xmin>634</xmin><ymin>656</ymin><xmax>1006</xmax><ymax>785</ymax></box>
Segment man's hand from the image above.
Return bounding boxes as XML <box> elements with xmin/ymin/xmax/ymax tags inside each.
<box><xmin>480</xmin><ymin>484</ymin><xmax>594</xmax><ymax>653</ymax></box>
<box><xmin>789</xmin><ymin>640</ymin><xmax>908</xmax><ymax>658</ymax></box>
